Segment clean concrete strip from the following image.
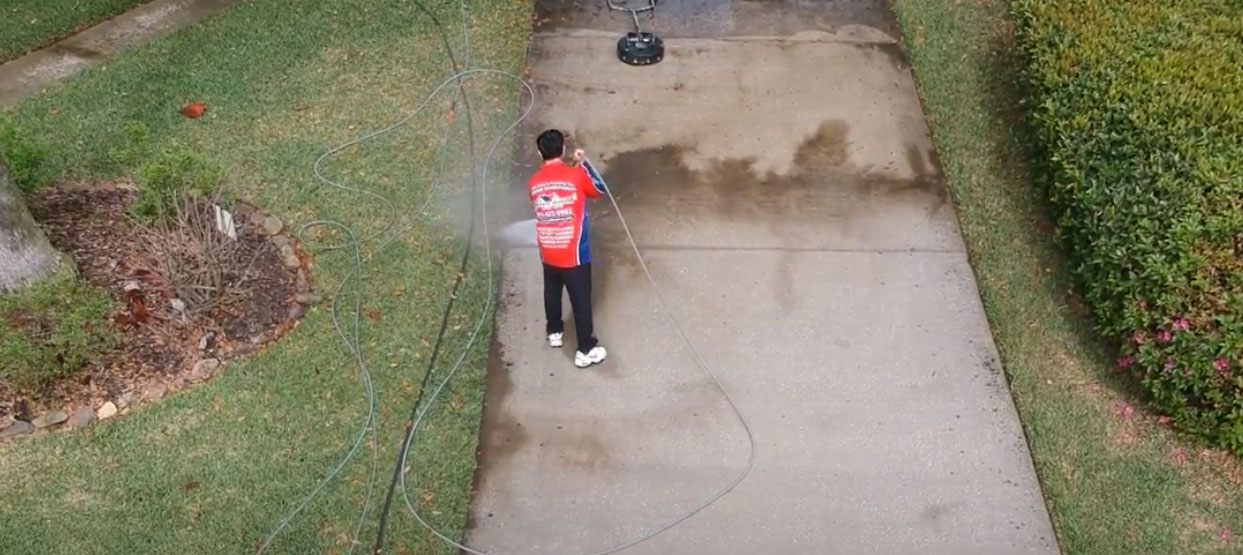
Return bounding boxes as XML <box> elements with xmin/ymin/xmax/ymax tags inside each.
<box><xmin>0</xmin><ymin>0</ymin><xmax>241</xmax><ymax>106</ymax></box>
<box><xmin>465</xmin><ymin>0</ymin><xmax>1059</xmax><ymax>552</ymax></box>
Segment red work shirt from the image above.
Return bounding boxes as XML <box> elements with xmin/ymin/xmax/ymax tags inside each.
<box><xmin>528</xmin><ymin>159</ymin><xmax>604</xmax><ymax>268</ymax></box>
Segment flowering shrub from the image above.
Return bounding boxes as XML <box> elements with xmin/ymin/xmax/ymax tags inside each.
<box><xmin>1012</xmin><ymin>0</ymin><xmax>1243</xmax><ymax>452</ymax></box>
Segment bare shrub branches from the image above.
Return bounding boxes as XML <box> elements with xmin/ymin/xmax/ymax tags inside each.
<box><xmin>133</xmin><ymin>191</ymin><xmax>258</xmax><ymax>328</ymax></box>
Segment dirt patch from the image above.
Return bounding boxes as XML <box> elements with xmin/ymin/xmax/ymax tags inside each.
<box><xmin>1180</xmin><ymin>448</ymin><xmax>1243</xmax><ymax>510</ymax></box>
<box><xmin>1180</xmin><ymin>515</ymin><xmax>1234</xmax><ymax>553</ymax></box>
<box><xmin>0</xmin><ymin>183</ymin><xmax>316</xmax><ymax>436</ymax></box>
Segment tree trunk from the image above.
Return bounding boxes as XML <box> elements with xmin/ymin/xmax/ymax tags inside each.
<box><xmin>0</xmin><ymin>160</ymin><xmax>61</xmax><ymax>292</ymax></box>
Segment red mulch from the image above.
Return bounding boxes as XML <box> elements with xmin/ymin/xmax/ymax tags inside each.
<box><xmin>0</xmin><ymin>183</ymin><xmax>315</xmax><ymax>428</ymax></box>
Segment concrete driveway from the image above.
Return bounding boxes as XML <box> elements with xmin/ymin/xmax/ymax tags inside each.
<box><xmin>466</xmin><ymin>1</ymin><xmax>1059</xmax><ymax>553</ymax></box>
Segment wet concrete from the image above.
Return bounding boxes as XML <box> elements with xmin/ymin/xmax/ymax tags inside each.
<box><xmin>533</xmin><ymin>0</ymin><xmax>898</xmax><ymax>40</ymax></box>
<box><xmin>0</xmin><ymin>0</ymin><xmax>241</xmax><ymax>106</ymax></box>
<box><xmin>470</xmin><ymin>0</ymin><xmax>1058</xmax><ymax>553</ymax></box>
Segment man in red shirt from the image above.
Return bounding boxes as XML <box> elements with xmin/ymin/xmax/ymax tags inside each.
<box><xmin>529</xmin><ymin>129</ymin><xmax>608</xmax><ymax>368</ymax></box>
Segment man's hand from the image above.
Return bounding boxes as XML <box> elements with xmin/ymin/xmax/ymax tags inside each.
<box><xmin>573</xmin><ymin>149</ymin><xmax>585</xmax><ymax>163</ymax></box>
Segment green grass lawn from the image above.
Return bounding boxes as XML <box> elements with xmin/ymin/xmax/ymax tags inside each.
<box><xmin>891</xmin><ymin>1</ymin><xmax>1243</xmax><ymax>553</ymax></box>
<box><xmin>0</xmin><ymin>0</ymin><xmax>532</xmax><ymax>552</ymax></box>
<box><xmin>0</xmin><ymin>268</ymin><xmax>116</xmax><ymax>392</ymax></box>
<box><xmin>0</xmin><ymin>0</ymin><xmax>153</xmax><ymax>62</ymax></box>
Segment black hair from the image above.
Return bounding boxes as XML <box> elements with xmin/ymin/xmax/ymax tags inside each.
<box><xmin>536</xmin><ymin>129</ymin><xmax>565</xmax><ymax>161</ymax></box>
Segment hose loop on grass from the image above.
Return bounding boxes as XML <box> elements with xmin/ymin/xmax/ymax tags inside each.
<box><xmin>260</xmin><ymin>1</ymin><xmax>755</xmax><ymax>553</ymax></box>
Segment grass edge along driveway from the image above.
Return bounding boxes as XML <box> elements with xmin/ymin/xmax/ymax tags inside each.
<box><xmin>891</xmin><ymin>1</ymin><xmax>1243</xmax><ymax>554</ymax></box>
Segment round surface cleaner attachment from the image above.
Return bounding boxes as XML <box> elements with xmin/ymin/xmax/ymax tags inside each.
<box><xmin>617</xmin><ymin>32</ymin><xmax>663</xmax><ymax>65</ymax></box>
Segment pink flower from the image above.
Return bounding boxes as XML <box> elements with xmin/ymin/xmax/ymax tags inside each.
<box><xmin>1118</xmin><ymin>356</ymin><xmax>1137</xmax><ymax>370</ymax></box>
<box><xmin>1172</xmin><ymin>317</ymin><xmax>1191</xmax><ymax>331</ymax></box>
<box><xmin>1216</xmin><ymin>358</ymin><xmax>1231</xmax><ymax>379</ymax></box>
<box><xmin>1222</xmin><ymin>529</ymin><xmax>1233</xmax><ymax>543</ymax></box>
<box><xmin>1156</xmin><ymin>330</ymin><xmax>1173</xmax><ymax>344</ymax></box>
<box><xmin>1158</xmin><ymin>416</ymin><xmax>1172</xmax><ymax>426</ymax></box>
<box><xmin>1132</xmin><ymin>331</ymin><xmax>1148</xmax><ymax>345</ymax></box>
<box><xmin>1164</xmin><ymin>358</ymin><xmax>1177</xmax><ymax>374</ymax></box>
<box><xmin>1116</xmin><ymin>401</ymin><xmax>1135</xmax><ymax>420</ymax></box>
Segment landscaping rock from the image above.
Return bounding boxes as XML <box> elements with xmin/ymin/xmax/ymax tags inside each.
<box><xmin>116</xmin><ymin>392</ymin><xmax>137</xmax><ymax>410</ymax></box>
<box><xmin>288</xmin><ymin>303</ymin><xmax>307</xmax><ymax>320</ymax></box>
<box><xmin>248</xmin><ymin>211</ymin><xmax>267</xmax><ymax>228</ymax></box>
<box><xmin>32</xmin><ymin>410</ymin><xmax>69</xmax><ymax>429</ymax></box>
<box><xmin>193</xmin><ymin>358</ymin><xmax>221</xmax><ymax>379</ymax></box>
<box><xmin>67</xmin><ymin>407</ymin><xmax>96</xmax><ymax>429</ymax></box>
<box><xmin>0</xmin><ymin>421</ymin><xmax>34</xmax><ymax>439</ymax></box>
<box><xmin>262</xmin><ymin>215</ymin><xmax>283</xmax><ymax>235</ymax></box>
<box><xmin>294</xmin><ymin>292</ymin><xmax>321</xmax><ymax>305</ymax></box>
<box><xmin>97</xmin><ymin>401</ymin><xmax>118</xmax><ymax>420</ymax></box>
<box><xmin>144</xmin><ymin>383</ymin><xmax>168</xmax><ymax>401</ymax></box>
<box><xmin>235</xmin><ymin>202</ymin><xmax>255</xmax><ymax>218</ymax></box>
<box><xmin>199</xmin><ymin>331</ymin><xmax>215</xmax><ymax>351</ymax></box>
<box><xmin>280</xmin><ymin>244</ymin><xmax>300</xmax><ymax>268</ymax></box>
<box><xmin>271</xmin><ymin>235</ymin><xmax>292</xmax><ymax>248</ymax></box>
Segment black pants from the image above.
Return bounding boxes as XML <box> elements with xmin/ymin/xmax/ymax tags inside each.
<box><xmin>543</xmin><ymin>263</ymin><xmax>597</xmax><ymax>353</ymax></box>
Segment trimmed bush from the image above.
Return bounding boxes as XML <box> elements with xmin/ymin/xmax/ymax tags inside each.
<box><xmin>1012</xmin><ymin>0</ymin><xmax>1243</xmax><ymax>451</ymax></box>
<box><xmin>133</xmin><ymin>145</ymin><xmax>224</xmax><ymax>222</ymax></box>
<box><xmin>0</xmin><ymin>114</ymin><xmax>52</xmax><ymax>192</ymax></box>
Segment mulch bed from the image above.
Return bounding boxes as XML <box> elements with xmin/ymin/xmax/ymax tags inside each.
<box><xmin>0</xmin><ymin>183</ymin><xmax>316</xmax><ymax>434</ymax></box>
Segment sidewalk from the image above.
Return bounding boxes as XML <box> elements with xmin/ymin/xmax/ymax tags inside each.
<box><xmin>467</xmin><ymin>0</ymin><xmax>1060</xmax><ymax>553</ymax></box>
<box><xmin>0</xmin><ymin>0</ymin><xmax>238</xmax><ymax>106</ymax></box>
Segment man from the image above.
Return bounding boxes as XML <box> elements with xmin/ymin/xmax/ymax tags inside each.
<box><xmin>529</xmin><ymin>129</ymin><xmax>608</xmax><ymax>368</ymax></box>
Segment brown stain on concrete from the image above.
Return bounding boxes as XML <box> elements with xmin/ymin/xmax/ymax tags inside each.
<box><xmin>479</xmin><ymin>348</ymin><xmax>528</xmax><ymax>466</ymax></box>
<box><xmin>46</xmin><ymin>43</ymin><xmax>106</xmax><ymax>60</ymax></box>
<box><xmin>465</xmin><ymin>317</ymin><xmax>527</xmax><ymax>533</ymax></box>
<box><xmin>591</xmin><ymin>119</ymin><xmax>943</xmax><ymax>231</ymax></box>
<box><xmin>861</xmin><ymin>41</ymin><xmax>908</xmax><ymax>71</ymax></box>
<box><xmin>550</xmin><ymin>431</ymin><xmax>611</xmax><ymax>473</ymax></box>
<box><xmin>775</xmin><ymin>248</ymin><xmax>795</xmax><ymax>311</ymax></box>
<box><xmin>588</xmin><ymin>119</ymin><xmax>946</xmax><ymax>311</ymax></box>
<box><xmin>922</xmin><ymin>499</ymin><xmax>967</xmax><ymax>525</ymax></box>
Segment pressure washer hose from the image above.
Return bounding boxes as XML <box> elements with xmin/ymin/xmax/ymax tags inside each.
<box><xmin>256</xmin><ymin>0</ymin><xmax>755</xmax><ymax>553</ymax></box>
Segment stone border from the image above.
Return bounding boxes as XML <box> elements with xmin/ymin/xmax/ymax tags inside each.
<box><xmin>0</xmin><ymin>202</ymin><xmax>318</xmax><ymax>442</ymax></box>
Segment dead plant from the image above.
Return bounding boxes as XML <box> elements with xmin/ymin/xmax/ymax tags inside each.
<box><xmin>132</xmin><ymin>190</ymin><xmax>258</xmax><ymax>329</ymax></box>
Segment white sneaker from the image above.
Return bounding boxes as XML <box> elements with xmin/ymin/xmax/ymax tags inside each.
<box><xmin>574</xmin><ymin>346</ymin><xmax>607</xmax><ymax>368</ymax></box>
<box><xmin>548</xmin><ymin>333</ymin><xmax>563</xmax><ymax>348</ymax></box>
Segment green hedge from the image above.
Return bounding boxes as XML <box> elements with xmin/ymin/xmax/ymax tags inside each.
<box><xmin>1012</xmin><ymin>0</ymin><xmax>1243</xmax><ymax>452</ymax></box>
